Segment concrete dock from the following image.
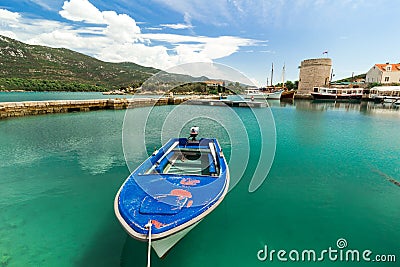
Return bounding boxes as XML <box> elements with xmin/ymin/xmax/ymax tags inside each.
<box><xmin>185</xmin><ymin>99</ymin><xmax>267</xmax><ymax>108</ymax></box>
<box><xmin>0</xmin><ymin>97</ymin><xmax>267</xmax><ymax>119</ymax></box>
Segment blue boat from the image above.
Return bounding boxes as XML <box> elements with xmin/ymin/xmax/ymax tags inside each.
<box><xmin>114</xmin><ymin>132</ymin><xmax>230</xmax><ymax>245</ymax></box>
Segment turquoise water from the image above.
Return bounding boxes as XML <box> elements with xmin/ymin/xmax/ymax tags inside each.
<box><xmin>0</xmin><ymin>100</ymin><xmax>399</xmax><ymax>266</ymax></box>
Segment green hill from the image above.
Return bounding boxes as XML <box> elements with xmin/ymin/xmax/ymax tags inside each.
<box><xmin>334</xmin><ymin>73</ymin><xmax>366</xmax><ymax>83</ymax></box>
<box><xmin>0</xmin><ymin>35</ymin><xmax>159</xmax><ymax>91</ymax></box>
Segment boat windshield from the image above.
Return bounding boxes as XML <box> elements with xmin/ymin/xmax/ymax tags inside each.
<box><xmin>146</xmin><ymin>147</ymin><xmax>219</xmax><ymax>176</ymax></box>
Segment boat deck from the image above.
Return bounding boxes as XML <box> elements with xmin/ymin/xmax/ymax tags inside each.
<box><xmin>167</xmin><ymin>160</ymin><xmax>204</xmax><ymax>175</ymax></box>
<box><xmin>150</xmin><ymin>147</ymin><xmax>217</xmax><ymax>176</ymax></box>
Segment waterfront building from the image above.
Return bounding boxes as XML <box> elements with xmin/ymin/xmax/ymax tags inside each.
<box><xmin>204</xmin><ymin>80</ymin><xmax>225</xmax><ymax>87</ymax></box>
<box><xmin>365</xmin><ymin>63</ymin><xmax>400</xmax><ymax>84</ymax></box>
<box><xmin>298</xmin><ymin>58</ymin><xmax>332</xmax><ymax>95</ymax></box>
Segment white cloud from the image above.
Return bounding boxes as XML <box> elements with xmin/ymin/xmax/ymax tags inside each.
<box><xmin>0</xmin><ymin>9</ymin><xmax>21</xmax><ymax>21</ymax></box>
<box><xmin>146</xmin><ymin>27</ymin><xmax>163</xmax><ymax>31</ymax></box>
<box><xmin>183</xmin><ymin>12</ymin><xmax>192</xmax><ymax>25</ymax></box>
<box><xmin>59</xmin><ymin>0</ymin><xmax>141</xmax><ymax>43</ymax></box>
<box><xmin>59</xmin><ymin>0</ymin><xmax>104</xmax><ymax>23</ymax></box>
<box><xmin>159</xmin><ymin>12</ymin><xmax>194</xmax><ymax>31</ymax></box>
<box><xmin>152</xmin><ymin>0</ymin><xmax>234</xmax><ymax>26</ymax></box>
<box><xmin>160</xmin><ymin>23</ymin><xmax>193</xmax><ymax>30</ymax></box>
<box><xmin>230</xmin><ymin>0</ymin><xmax>245</xmax><ymax>13</ymax></box>
<box><xmin>183</xmin><ymin>12</ymin><xmax>194</xmax><ymax>34</ymax></box>
<box><xmin>102</xmin><ymin>11</ymin><xmax>141</xmax><ymax>42</ymax></box>
<box><xmin>29</xmin><ymin>29</ymin><xmax>90</xmax><ymax>49</ymax></box>
<box><xmin>0</xmin><ymin>31</ymin><xmax>18</xmax><ymax>39</ymax></box>
<box><xmin>95</xmin><ymin>43</ymin><xmax>173</xmax><ymax>68</ymax></box>
<box><xmin>28</xmin><ymin>0</ymin><xmax>55</xmax><ymax>11</ymax></box>
<box><xmin>260</xmin><ymin>50</ymin><xmax>274</xmax><ymax>53</ymax></box>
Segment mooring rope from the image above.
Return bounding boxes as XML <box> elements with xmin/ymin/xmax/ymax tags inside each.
<box><xmin>145</xmin><ymin>220</ymin><xmax>152</xmax><ymax>267</ymax></box>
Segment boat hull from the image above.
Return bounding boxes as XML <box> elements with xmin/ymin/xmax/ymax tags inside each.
<box><xmin>311</xmin><ymin>93</ymin><xmax>362</xmax><ymax>101</ymax></box>
<box><xmin>372</xmin><ymin>96</ymin><xmax>400</xmax><ymax>104</ymax></box>
<box><xmin>281</xmin><ymin>90</ymin><xmax>295</xmax><ymax>99</ymax></box>
<box><xmin>114</xmin><ymin>138</ymin><xmax>229</xmax><ymax>242</ymax></box>
<box><xmin>242</xmin><ymin>90</ymin><xmax>283</xmax><ymax>100</ymax></box>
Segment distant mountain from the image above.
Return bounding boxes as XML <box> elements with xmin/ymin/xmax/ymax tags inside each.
<box><xmin>0</xmin><ymin>35</ymin><xmax>159</xmax><ymax>91</ymax></box>
<box><xmin>0</xmin><ymin>35</ymin><xmax>248</xmax><ymax>93</ymax></box>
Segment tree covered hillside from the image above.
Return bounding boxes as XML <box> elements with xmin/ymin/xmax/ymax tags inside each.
<box><xmin>0</xmin><ymin>35</ymin><xmax>158</xmax><ymax>91</ymax></box>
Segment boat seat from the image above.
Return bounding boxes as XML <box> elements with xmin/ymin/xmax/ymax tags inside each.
<box><xmin>155</xmin><ymin>155</ymin><xmax>171</xmax><ymax>173</ymax></box>
<box><xmin>208</xmin><ymin>153</ymin><xmax>217</xmax><ymax>174</ymax></box>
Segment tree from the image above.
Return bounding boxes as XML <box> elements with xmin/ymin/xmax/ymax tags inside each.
<box><xmin>286</xmin><ymin>80</ymin><xmax>294</xmax><ymax>90</ymax></box>
<box><xmin>294</xmin><ymin>81</ymin><xmax>299</xmax><ymax>90</ymax></box>
<box><xmin>367</xmin><ymin>82</ymin><xmax>381</xmax><ymax>89</ymax></box>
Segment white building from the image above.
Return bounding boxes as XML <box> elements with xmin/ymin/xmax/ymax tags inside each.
<box><xmin>366</xmin><ymin>63</ymin><xmax>400</xmax><ymax>84</ymax></box>
<box><xmin>204</xmin><ymin>80</ymin><xmax>224</xmax><ymax>87</ymax></box>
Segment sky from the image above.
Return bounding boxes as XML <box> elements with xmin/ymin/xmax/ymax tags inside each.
<box><xmin>0</xmin><ymin>0</ymin><xmax>399</xmax><ymax>86</ymax></box>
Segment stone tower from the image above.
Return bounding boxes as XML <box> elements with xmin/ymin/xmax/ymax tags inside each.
<box><xmin>298</xmin><ymin>58</ymin><xmax>332</xmax><ymax>95</ymax></box>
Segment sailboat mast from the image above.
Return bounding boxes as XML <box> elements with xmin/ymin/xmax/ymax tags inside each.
<box><xmin>271</xmin><ymin>63</ymin><xmax>274</xmax><ymax>87</ymax></box>
<box><xmin>282</xmin><ymin>64</ymin><xmax>285</xmax><ymax>89</ymax></box>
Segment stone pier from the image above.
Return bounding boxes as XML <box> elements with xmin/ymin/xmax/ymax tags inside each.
<box><xmin>0</xmin><ymin>96</ymin><xmax>260</xmax><ymax>119</ymax></box>
<box><xmin>0</xmin><ymin>98</ymin><xmax>188</xmax><ymax>119</ymax></box>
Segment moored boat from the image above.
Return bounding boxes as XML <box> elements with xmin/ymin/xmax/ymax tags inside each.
<box><xmin>369</xmin><ymin>86</ymin><xmax>400</xmax><ymax>104</ymax></box>
<box><xmin>311</xmin><ymin>87</ymin><xmax>363</xmax><ymax>101</ymax></box>
<box><xmin>103</xmin><ymin>90</ymin><xmax>126</xmax><ymax>95</ymax></box>
<box><xmin>114</xmin><ymin>129</ymin><xmax>229</xmax><ymax>256</ymax></box>
<box><xmin>281</xmin><ymin>90</ymin><xmax>295</xmax><ymax>99</ymax></box>
<box><xmin>242</xmin><ymin>88</ymin><xmax>283</xmax><ymax>100</ymax></box>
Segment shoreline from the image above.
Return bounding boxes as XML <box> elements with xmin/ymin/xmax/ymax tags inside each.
<box><xmin>0</xmin><ymin>89</ymin><xmax>230</xmax><ymax>96</ymax></box>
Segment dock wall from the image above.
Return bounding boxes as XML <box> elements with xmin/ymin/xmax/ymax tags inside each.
<box><xmin>0</xmin><ymin>96</ymin><xmax>266</xmax><ymax>119</ymax></box>
<box><xmin>0</xmin><ymin>97</ymin><xmax>191</xmax><ymax>119</ymax></box>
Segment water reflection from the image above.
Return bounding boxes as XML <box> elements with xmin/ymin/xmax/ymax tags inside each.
<box><xmin>252</xmin><ymin>98</ymin><xmax>399</xmax><ymax>117</ymax></box>
<box><xmin>292</xmin><ymin>100</ymin><xmax>400</xmax><ymax>116</ymax></box>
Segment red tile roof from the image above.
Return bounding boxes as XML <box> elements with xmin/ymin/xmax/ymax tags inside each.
<box><xmin>375</xmin><ymin>63</ymin><xmax>400</xmax><ymax>72</ymax></box>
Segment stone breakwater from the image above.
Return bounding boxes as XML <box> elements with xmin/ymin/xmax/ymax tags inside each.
<box><xmin>0</xmin><ymin>96</ymin><xmax>268</xmax><ymax>119</ymax></box>
<box><xmin>0</xmin><ymin>97</ymin><xmax>189</xmax><ymax>119</ymax></box>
